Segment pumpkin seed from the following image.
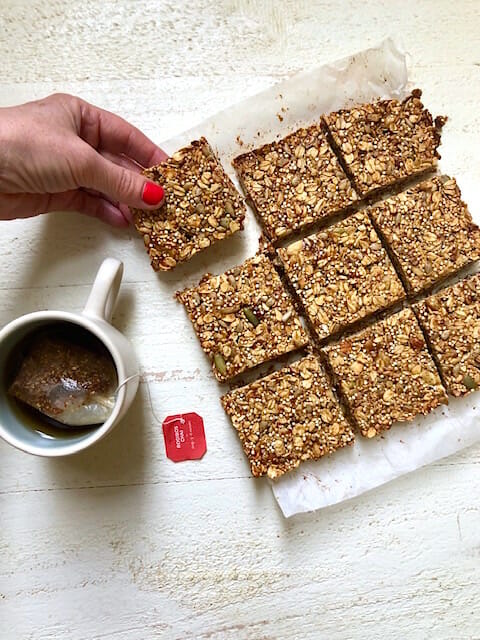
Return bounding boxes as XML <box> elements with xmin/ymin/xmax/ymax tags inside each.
<box><xmin>214</xmin><ymin>353</ymin><xmax>227</xmax><ymax>376</ymax></box>
<box><xmin>463</xmin><ymin>374</ymin><xmax>477</xmax><ymax>390</ymax></box>
<box><xmin>219</xmin><ymin>217</ymin><xmax>230</xmax><ymax>229</ymax></box>
<box><xmin>243</xmin><ymin>307</ymin><xmax>260</xmax><ymax>327</ymax></box>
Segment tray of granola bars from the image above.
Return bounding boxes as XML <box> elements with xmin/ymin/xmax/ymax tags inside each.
<box><xmin>132</xmin><ymin>39</ymin><xmax>480</xmax><ymax>517</ymax></box>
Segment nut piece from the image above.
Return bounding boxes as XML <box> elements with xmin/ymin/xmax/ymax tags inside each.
<box><xmin>233</xmin><ymin>124</ymin><xmax>357</xmax><ymax>241</ymax></box>
<box><xmin>176</xmin><ymin>254</ymin><xmax>309</xmax><ymax>381</ymax></box>
<box><xmin>323</xmin><ymin>307</ymin><xmax>447</xmax><ymax>437</ymax></box>
<box><xmin>415</xmin><ymin>273</ymin><xmax>480</xmax><ymax>397</ymax></box>
<box><xmin>323</xmin><ymin>91</ymin><xmax>446</xmax><ymax>197</ymax></box>
<box><xmin>278</xmin><ymin>212</ymin><xmax>405</xmax><ymax>341</ymax></box>
<box><xmin>132</xmin><ymin>137</ymin><xmax>246</xmax><ymax>271</ymax></box>
<box><xmin>221</xmin><ymin>355</ymin><xmax>355</xmax><ymax>478</ymax></box>
<box><xmin>369</xmin><ymin>176</ymin><xmax>480</xmax><ymax>294</ymax></box>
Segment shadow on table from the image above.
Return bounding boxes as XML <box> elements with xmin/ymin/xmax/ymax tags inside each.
<box><xmin>44</xmin><ymin>383</ymin><xmax>151</xmax><ymax>492</ymax></box>
<box><xmin>31</xmin><ymin>213</ymin><xmax>126</xmax><ymax>283</ymax></box>
<box><xmin>1</xmin><ymin>212</ymin><xmax>133</xmax><ymax>325</ymax></box>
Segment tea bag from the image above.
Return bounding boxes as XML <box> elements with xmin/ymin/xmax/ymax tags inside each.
<box><xmin>8</xmin><ymin>332</ymin><xmax>118</xmax><ymax>427</ymax></box>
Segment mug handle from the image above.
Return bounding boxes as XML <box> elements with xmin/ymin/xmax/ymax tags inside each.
<box><xmin>83</xmin><ymin>258</ymin><xmax>124</xmax><ymax>323</ymax></box>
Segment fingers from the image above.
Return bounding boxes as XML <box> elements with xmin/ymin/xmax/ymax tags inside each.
<box><xmin>79</xmin><ymin>100</ymin><xmax>168</xmax><ymax>168</ymax></box>
<box><xmin>0</xmin><ymin>191</ymin><xmax>129</xmax><ymax>227</ymax></box>
<box><xmin>82</xmin><ymin>186</ymin><xmax>134</xmax><ymax>223</ymax></box>
<box><xmin>98</xmin><ymin>149</ymin><xmax>144</xmax><ymax>173</ymax></box>
<box><xmin>79</xmin><ymin>145</ymin><xmax>165</xmax><ymax>209</ymax></box>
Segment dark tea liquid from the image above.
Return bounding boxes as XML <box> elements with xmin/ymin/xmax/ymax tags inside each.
<box><xmin>4</xmin><ymin>321</ymin><xmax>117</xmax><ymax>440</ymax></box>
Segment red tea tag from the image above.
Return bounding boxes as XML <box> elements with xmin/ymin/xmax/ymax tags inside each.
<box><xmin>162</xmin><ymin>413</ymin><xmax>206</xmax><ymax>462</ymax></box>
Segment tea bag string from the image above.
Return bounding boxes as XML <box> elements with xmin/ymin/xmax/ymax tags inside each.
<box><xmin>115</xmin><ymin>374</ymin><xmax>140</xmax><ymax>392</ymax></box>
<box><xmin>115</xmin><ymin>372</ymin><xmax>164</xmax><ymax>426</ymax></box>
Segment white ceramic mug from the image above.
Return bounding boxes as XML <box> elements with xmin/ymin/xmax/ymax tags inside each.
<box><xmin>0</xmin><ymin>258</ymin><xmax>139</xmax><ymax>456</ymax></box>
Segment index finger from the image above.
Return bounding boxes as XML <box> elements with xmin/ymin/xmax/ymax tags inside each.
<box><xmin>79</xmin><ymin>100</ymin><xmax>168</xmax><ymax>168</ymax></box>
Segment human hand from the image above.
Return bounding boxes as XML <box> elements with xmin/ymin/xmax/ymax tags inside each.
<box><xmin>0</xmin><ymin>93</ymin><xmax>168</xmax><ymax>227</ymax></box>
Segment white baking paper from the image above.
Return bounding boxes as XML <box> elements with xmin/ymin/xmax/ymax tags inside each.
<box><xmin>161</xmin><ymin>39</ymin><xmax>480</xmax><ymax>517</ymax></box>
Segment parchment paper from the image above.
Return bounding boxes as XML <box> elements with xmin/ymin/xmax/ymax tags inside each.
<box><xmin>161</xmin><ymin>39</ymin><xmax>480</xmax><ymax>517</ymax></box>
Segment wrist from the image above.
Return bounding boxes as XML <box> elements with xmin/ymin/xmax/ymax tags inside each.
<box><xmin>0</xmin><ymin>108</ymin><xmax>19</xmax><ymax>193</ymax></box>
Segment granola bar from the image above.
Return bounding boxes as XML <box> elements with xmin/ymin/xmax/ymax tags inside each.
<box><xmin>323</xmin><ymin>90</ymin><xmax>445</xmax><ymax>197</ymax></box>
<box><xmin>176</xmin><ymin>254</ymin><xmax>309</xmax><ymax>382</ymax></box>
<box><xmin>323</xmin><ymin>308</ymin><xmax>447</xmax><ymax>438</ymax></box>
<box><xmin>133</xmin><ymin>138</ymin><xmax>245</xmax><ymax>271</ymax></box>
<box><xmin>278</xmin><ymin>211</ymin><xmax>405</xmax><ymax>341</ymax></box>
<box><xmin>233</xmin><ymin>124</ymin><xmax>358</xmax><ymax>241</ymax></box>
<box><xmin>221</xmin><ymin>354</ymin><xmax>355</xmax><ymax>478</ymax></box>
<box><xmin>415</xmin><ymin>274</ymin><xmax>480</xmax><ymax>396</ymax></box>
<box><xmin>368</xmin><ymin>176</ymin><xmax>480</xmax><ymax>294</ymax></box>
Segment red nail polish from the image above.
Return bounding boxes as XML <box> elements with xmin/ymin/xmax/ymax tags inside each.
<box><xmin>142</xmin><ymin>181</ymin><xmax>165</xmax><ymax>206</ymax></box>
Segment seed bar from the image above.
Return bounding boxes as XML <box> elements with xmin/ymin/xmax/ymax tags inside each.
<box><xmin>323</xmin><ymin>90</ymin><xmax>445</xmax><ymax>197</ymax></box>
<box><xmin>133</xmin><ymin>137</ymin><xmax>245</xmax><ymax>271</ymax></box>
<box><xmin>415</xmin><ymin>273</ymin><xmax>480</xmax><ymax>396</ymax></box>
<box><xmin>277</xmin><ymin>211</ymin><xmax>405</xmax><ymax>341</ymax></box>
<box><xmin>368</xmin><ymin>176</ymin><xmax>480</xmax><ymax>295</ymax></box>
<box><xmin>323</xmin><ymin>307</ymin><xmax>447</xmax><ymax>438</ymax></box>
<box><xmin>176</xmin><ymin>254</ymin><xmax>309</xmax><ymax>382</ymax></box>
<box><xmin>221</xmin><ymin>354</ymin><xmax>355</xmax><ymax>478</ymax></box>
<box><xmin>232</xmin><ymin>124</ymin><xmax>358</xmax><ymax>242</ymax></box>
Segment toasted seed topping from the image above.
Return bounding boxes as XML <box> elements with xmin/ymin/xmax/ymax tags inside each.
<box><xmin>243</xmin><ymin>307</ymin><xmax>260</xmax><ymax>327</ymax></box>
<box><xmin>463</xmin><ymin>374</ymin><xmax>477</xmax><ymax>391</ymax></box>
<box><xmin>214</xmin><ymin>353</ymin><xmax>227</xmax><ymax>376</ymax></box>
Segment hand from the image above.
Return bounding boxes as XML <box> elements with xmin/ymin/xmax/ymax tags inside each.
<box><xmin>0</xmin><ymin>93</ymin><xmax>168</xmax><ymax>227</ymax></box>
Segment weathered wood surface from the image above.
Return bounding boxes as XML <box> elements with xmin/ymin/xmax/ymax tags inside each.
<box><xmin>1</xmin><ymin>2</ymin><xmax>479</xmax><ymax>638</ymax></box>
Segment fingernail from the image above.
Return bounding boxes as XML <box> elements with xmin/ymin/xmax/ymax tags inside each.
<box><xmin>142</xmin><ymin>181</ymin><xmax>165</xmax><ymax>206</ymax></box>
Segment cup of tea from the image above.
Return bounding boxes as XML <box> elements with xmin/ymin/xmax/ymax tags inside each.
<box><xmin>0</xmin><ymin>258</ymin><xmax>139</xmax><ymax>456</ymax></box>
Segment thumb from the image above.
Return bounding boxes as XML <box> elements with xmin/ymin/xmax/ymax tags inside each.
<box><xmin>80</xmin><ymin>147</ymin><xmax>165</xmax><ymax>209</ymax></box>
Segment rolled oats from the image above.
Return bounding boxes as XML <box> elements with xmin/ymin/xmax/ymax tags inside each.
<box><xmin>278</xmin><ymin>211</ymin><xmax>405</xmax><ymax>340</ymax></box>
<box><xmin>323</xmin><ymin>308</ymin><xmax>447</xmax><ymax>437</ymax></box>
<box><xmin>368</xmin><ymin>176</ymin><xmax>480</xmax><ymax>294</ymax></box>
<box><xmin>232</xmin><ymin>124</ymin><xmax>358</xmax><ymax>241</ymax></box>
<box><xmin>132</xmin><ymin>138</ymin><xmax>245</xmax><ymax>271</ymax></box>
<box><xmin>415</xmin><ymin>273</ymin><xmax>480</xmax><ymax>396</ymax></box>
<box><xmin>323</xmin><ymin>90</ymin><xmax>445</xmax><ymax>197</ymax></box>
<box><xmin>176</xmin><ymin>254</ymin><xmax>309</xmax><ymax>382</ymax></box>
<box><xmin>221</xmin><ymin>355</ymin><xmax>355</xmax><ymax>478</ymax></box>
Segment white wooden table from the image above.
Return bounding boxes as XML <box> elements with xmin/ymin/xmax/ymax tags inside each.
<box><xmin>1</xmin><ymin>2</ymin><xmax>480</xmax><ymax>638</ymax></box>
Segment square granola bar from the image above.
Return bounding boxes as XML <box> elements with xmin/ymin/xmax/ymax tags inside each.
<box><xmin>221</xmin><ymin>354</ymin><xmax>355</xmax><ymax>478</ymax></box>
<box><xmin>323</xmin><ymin>90</ymin><xmax>445</xmax><ymax>197</ymax></box>
<box><xmin>176</xmin><ymin>254</ymin><xmax>309</xmax><ymax>382</ymax></box>
<box><xmin>368</xmin><ymin>176</ymin><xmax>480</xmax><ymax>294</ymax></box>
<box><xmin>323</xmin><ymin>308</ymin><xmax>447</xmax><ymax>438</ymax></box>
<box><xmin>415</xmin><ymin>274</ymin><xmax>480</xmax><ymax>396</ymax></box>
<box><xmin>233</xmin><ymin>124</ymin><xmax>358</xmax><ymax>241</ymax></box>
<box><xmin>277</xmin><ymin>211</ymin><xmax>405</xmax><ymax>341</ymax></box>
<box><xmin>133</xmin><ymin>137</ymin><xmax>245</xmax><ymax>271</ymax></box>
